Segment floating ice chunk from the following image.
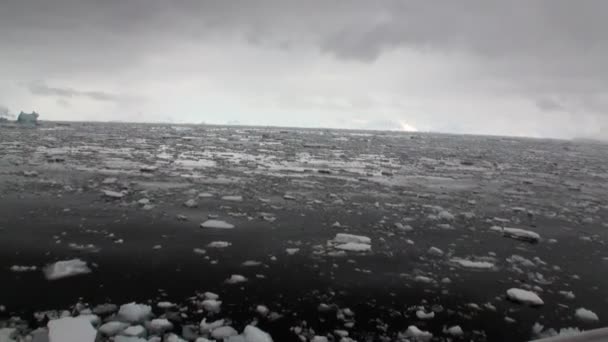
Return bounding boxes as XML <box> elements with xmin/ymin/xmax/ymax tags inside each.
<box><xmin>416</xmin><ymin>310</ymin><xmax>435</xmax><ymax>319</ymax></box>
<box><xmin>207</xmin><ymin>241</ymin><xmax>232</xmax><ymax>248</ymax></box>
<box><xmin>93</xmin><ymin>303</ymin><xmax>117</xmax><ymax>315</ymax></box>
<box><xmin>283</xmin><ymin>194</ymin><xmax>296</xmax><ymax>200</ymax></box>
<box><xmin>201</xmin><ymin>220</ymin><xmax>235</xmax><ymax>229</ymax></box>
<box><xmin>148</xmin><ymin>318</ymin><xmax>173</xmax><ymax>333</ymax></box>
<box><xmin>414</xmin><ymin>276</ymin><xmax>433</xmax><ymax>283</ymax></box>
<box><xmin>10</xmin><ymin>265</ymin><xmax>37</xmax><ymax>272</ymax></box>
<box><xmin>193</xmin><ymin>248</ymin><xmax>206</xmax><ymax>255</ymax></box>
<box><xmin>198</xmin><ymin>192</ymin><xmax>214</xmax><ymax>198</ymax></box>
<box><xmin>121</xmin><ymin>325</ymin><xmax>145</xmax><ymax>337</ymax></box>
<box><xmin>450</xmin><ymin>258</ymin><xmax>494</xmax><ymax>269</ymax></box>
<box><xmin>575</xmin><ymin>308</ymin><xmax>599</xmax><ymax>322</ymax></box>
<box><xmin>311</xmin><ymin>337</ymin><xmax>329</xmax><ymax>342</ymax></box>
<box><xmin>427</xmin><ymin>247</ymin><xmax>444</xmax><ymax>257</ymax></box>
<box><xmin>286</xmin><ymin>248</ymin><xmax>300</xmax><ymax>255</ymax></box>
<box><xmin>164</xmin><ymin>334</ymin><xmax>186</xmax><ymax>342</ymax></box>
<box><xmin>226</xmin><ymin>274</ymin><xmax>248</xmax><ymax>284</ymax></box>
<box><xmin>243</xmin><ymin>325</ymin><xmax>273</xmax><ymax>342</ymax></box>
<box><xmin>99</xmin><ymin>321</ymin><xmax>129</xmax><ymax>336</ymax></box>
<box><xmin>118</xmin><ymin>303</ymin><xmax>152</xmax><ymax>323</ymax></box>
<box><xmin>200</xmin><ymin>319</ymin><xmax>225</xmax><ymax>333</ymax></box>
<box><xmin>506</xmin><ymin>288</ymin><xmax>544</xmax><ymax>306</ymax></box>
<box><xmin>333</xmin><ymin>233</ymin><xmax>371</xmax><ymax>244</ymax></box>
<box><xmin>114</xmin><ymin>336</ymin><xmax>147</xmax><ymax>342</ymax></box>
<box><xmin>204</xmin><ymin>292</ymin><xmax>219</xmax><ymax>300</ymax></box>
<box><xmin>222</xmin><ymin>195</ymin><xmax>243</xmax><ymax>202</ymax></box>
<box><xmin>183</xmin><ymin>199</ymin><xmax>198</xmax><ymax>208</ymax></box>
<box><xmin>405</xmin><ymin>325</ymin><xmax>432</xmax><ymax>341</ymax></box>
<box><xmin>446</xmin><ymin>326</ymin><xmax>463</xmax><ymax>336</ymax></box>
<box><xmin>559</xmin><ymin>291</ymin><xmax>575</xmax><ymax>300</ymax></box>
<box><xmin>335</xmin><ymin>242</ymin><xmax>371</xmax><ymax>252</ymax></box>
<box><xmin>102</xmin><ymin>190</ymin><xmax>125</xmax><ymax>199</ymax></box>
<box><xmin>502</xmin><ymin>227</ymin><xmax>540</xmax><ymax>243</ymax></box>
<box><xmin>102</xmin><ymin>177</ymin><xmax>117</xmax><ymax>184</ymax></box>
<box><xmin>78</xmin><ymin>314</ymin><xmax>100</xmax><ymax>326</ymax></box>
<box><xmin>44</xmin><ymin>259</ymin><xmax>91</xmax><ymax>280</ymax></box>
<box><xmin>48</xmin><ymin>317</ymin><xmax>96</xmax><ymax>342</ymax></box>
<box><xmin>212</xmin><ymin>326</ymin><xmax>238</xmax><ymax>339</ymax></box>
<box><xmin>256</xmin><ymin>305</ymin><xmax>269</xmax><ymax>316</ymax></box>
<box><xmin>202</xmin><ymin>299</ymin><xmax>222</xmax><ymax>313</ymax></box>
<box><xmin>195</xmin><ymin>338</ymin><xmax>213</xmax><ymax>342</ymax></box>
<box><xmin>157</xmin><ymin>301</ymin><xmax>176</xmax><ymax>309</ymax></box>
<box><xmin>140</xmin><ymin>165</ymin><xmax>157</xmax><ymax>172</ymax></box>
<box><xmin>0</xmin><ymin>328</ymin><xmax>16</xmax><ymax>342</ymax></box>
<box><xmin>437</xmin><ymin>210</ymin><xmax>455</xmax><ymax>221</ymax></box>
<box><xmin>394</xmin><ymin>222</ymin><xmax>413</xmax><ymax>231</ymax></box>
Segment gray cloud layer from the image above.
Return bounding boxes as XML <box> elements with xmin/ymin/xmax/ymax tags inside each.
<box><xmin>1</xmin><ymin>0</ymin><xmax>607</xmax><ymax>138</ymax></box>
<box><xmin>28</xmin><ymin>81</ymin><xmax>122</xmax><ymax>102</ymax></box>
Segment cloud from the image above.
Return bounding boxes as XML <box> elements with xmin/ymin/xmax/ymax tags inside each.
<box><xmin>27</xmin><ymin>81</ymin><xmax>125</xmax><ymax>102</ymax></box>
<box><xmin>0</xmin><ymin>105</ymin><xmax>10</xmax><ymax>118</ymax></box>
<box><xmin>0</xmin><ymin>1</ymin><xmax>607</xmax><ymax>139</ymax></box>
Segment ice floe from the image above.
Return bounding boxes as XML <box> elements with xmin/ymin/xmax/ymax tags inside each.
<box><xmin>506</xmin><ymin>288</ymin><xmax>544</xmax><ymax>306</ymax></box>
<box><xmin>201</xmin><ymin>220</ymin><xmax>235</xmax><ymax>229</ymax></box>
<box><xmin>44</xmin><ymin>259</ymin><xmax>91</xmax><ymax>280</ymax></box>
<box><xmin>48</xmin><ymin>317</ymin><xmax>96</xmax><ymax>342</ymax></box>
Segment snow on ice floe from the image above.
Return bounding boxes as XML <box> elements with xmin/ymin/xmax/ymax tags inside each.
<box><xmin>102</xmin><ymin>190</ymin><xmax>125</xmax><ymax>199</ymax></box>
<box><xmin>48</xmin><ymin>317</ymin><xmax>96</xmax><ymax>342</ymax></box>
<box><xmin>118</xmin><ymin>303</ymin><xmax>152</xmax><ymax>323</ymax></box>
<box><xmin>207</xmin><ymin>241</ymin><xmax>232</xmax><ymax>248</ymax></box>
<box><xmin>450</xmin><ymin>258</ymin><xmax>495</xmax><ymax>269</ymax></box>
<box><xmin>243</xmin><ymin>325</ymin><xmax>274</xmax><ymax>342</ymax></box>
<box><xmin>285</xmin><ymin>248</ymin><xmax>300</xmax><ymax>255</ymax></box>
<box><xmin>201</xmin><ymin>220</ymin><xmax>235</xmax><ymax>229</ymax></box>
<box><xmin>506</xmin><ymin>288</ymin><xmax>544</xmax><ymax>306</ymax></box>
<box><xmin>501</xmin><ymin>227</ymin><xmax>541</xmax><ymax>243</ymax></box>
<box><xmin>148</xmin><ymin>318</ymin><xmax>173</xmax><ymax>333</ymax></box>
<box><xmin>404</xmin><ymin>325</ymin><xmax>433</xmax><ymax>341</ymax></box>
<box><xmin>99</xmin><ymin>321</ymin><xmax>129</xmax><ymax>336</ymax></box>
<box><xmin>211</xmin><ymin>326</ymin><xmax>238</xmax><ymax>339</ymax></box>
<box><xmin>202</xmin><ymin>299</ymin><xmax>222</xmax><ymax>313</ymax></box>
<box><xmin>332</xmin><ymin>233</ymin><xmax>371</xmax><ymax>244</ymax></box>
<box><xmin>225</xmin><ymin>274</ymin><xmax>248</xmax><ymax>284</ymax></box>
<box><xmin>44</xmin><ymin>259</ymin><xmax>91</xmax><ymax>280</ymax></box>
<box><xmin>445</xmin><ymin>326</ymin><xmax>463</xmax><ymax>336</ymax></box>
<box><xmin>222</xmin><ymin>195</ymin><xmax>243</xmax><ymax>202</ymax></box>
<box><xmin>335</xmin><ymin>242</ymin><xmax>372</xmax><ymax>252</ymax></box>
<box><xmin>575</xmin><ymin>308</ymin><xmax>599</xmax><ymax>322</ymax></box>
<box><xmin>121</xmin><ymin>325</ymin><xmax>146</xmax><ymax>337</ymax></box>
<box><xmin>427</xmin><ymin>247</ymin><xmax>444</xmax><ymax>257</ymax></box>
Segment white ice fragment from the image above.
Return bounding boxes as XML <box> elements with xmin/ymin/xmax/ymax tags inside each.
<box><xmin>575</xmin><ymin>308</ymin><xmax>599</xmax><ymax>322</ymax></box>
<box><xmin>212</xmin><ymin>326</ymin><xmax>238</xmax><ymax>339</ymax></box>
<box><xmin>446</xmin><ymin>326</ymin><xmax>463</xmax><ymax>336</ymax></box>
<box><xmin>148</xmin><ymin>318</ymin><xmax>173</xmax><ymax>333</ymax></box>
<box><xmin>414</xmin><ymin>276</ymin><xmax>433</xmax><ymax>283</ymax></box>
<box><xmin>437</xmin><ymin>210</ymin><xmax>455</xmax><ymax>221</ymax></box>
<box><xmin>44</xmin><ymin>259</ymin><xmax>91</xmax><ymax>280</ymax></box>
<box><xmin>202</xmin><ymin>299</ymin><xmax>222</xmax><ymax>313</ymax></box>
<box><xmin>256</xmin><ymin>305</ymin><xmax>269</xmax><ymax>316</ymax></box>
<box><xmin>0</xmin><ymin>328</ymin><xmax>16</xmax><ymax>342</ymax></box>
<box><xmin>102</xmin><ymin>177</ymin><xmax>117</xmax><ymax>184</ymax></box>
<box><xmin>222</xmin><ymin>195</ymin><xmax>243</xmax><ymax>202</ymax></box>
<box><xmin>285</xmin><ymin>248</ymin><xmax>300</xmax><ymax>255</ymax></box>
<box><xmin>243</xmin><ymin>325</ymin><xmax>273</xmax><ymax>342</ymax></box>
<box><xmin>200</xmin><ymin>319</ymin><xmax>225</xmax><ymax>333</ymax></box>
<box><xmin>118</xmin><ymin>303</ymin><xmax>152</xmax><ymax>323</ymax></box>
<box><xmin>416</xmin><ymin>310</ymin><xmax>435</xmax><ymax>319</ymax></box>
<box><xmin>121</xmin><ymin>325</ymin><xmax>145</xmax><ymax>337</ymax></box>
<box><xmin>157</xmin><ymin>301</ymin><xmax>175</xmax><ymax>309</ymax></box>
<box><xmin>204</xmin><ymin>292</ymin><xmax>219</xmax><ymax>300</ymax></box>
<box><xmin>48</xmin><ymin>317</ymin><xmax>96</xmax><ymax>342</ymax></box>
<box><xmin>405</xmin><ymin>325</ymin><xmax>432</xmax><ymax>341</ymax></box>
<box><xmin>207</xmin><ymin>241</ymin><xmax>232</xmax><ymax>248</ymax></box>
<box><xmin>559</xmin><ymin>291</ymin><xmax>575</xmax><ymax>300</ymax></box>
<box><xmin>164</xmin><ymin>334</ymin><xmax>186</xmax><ymax>342</ymax></box>
<box><xmin>102</xmin><ymin>190</ymin><xmax>125</xmax><ymax>199</ymax></box>
<box><xmin>183</xmin><ymin>199</ymin><xmax>198</xmax><ymax>208</ymax></box>
<box><xmin>502</xmin><ymin>227</ymin><xmax>540</xmax><ymax>243</ymax></box>
<box><xmin>201</xmin><ymin>220</ymin><xmax>235</xmax><ymax>229</ymax></box>
<box><xmin>335</xmin><ymin>242</ymin><xmax>371</xmax><ymax>252</ymax></box>
<box><xmin>198</xmin><ymin>192</ymin><xmax>214</xmax><ymax>198</ymax></box>
<box><xmin>10</xmin><ymin>265</ymin><xmax>37</xmax><ymax>272</ymax></box>
<box><xmin>193</xmin><ymin>248</ymin><xmax>206</xmax><ymax>255</ymax></box>
<box><xmin>333</xmin><ymin>233</ymin><xmax>371</xmax><ymax>244</ymax></box>
<box><xmin>311</xmin><ymin>337</ymin><xmax>329</xmax><ymax>342</ymax></box>
<box><xmin>114</xmin><ymin>337</ymin><xmax>147</xmax><ymax>342</ymax></box>
<box><xmin>427</xmin><ymin>247</ymin><xmax>444</xmax><ymax>257</ymax></box>
<box><xmin>506</xmin><ymin>288</ymin><xmax>544</xmax><ymax>306</ymax></box>
<box><xmin>226</xmin><ymin>274</ymin><xmax>248</xmax><ymax>284</ymax></box>
<box><xmin>450</xmin><ymin>258</ymin><xmax>494</xmax><ymax>269</ymax></box>
<box><xmin>99</xmin><ymin>321</ymin><xmax>129</xmax><ymax>336</ymax></box>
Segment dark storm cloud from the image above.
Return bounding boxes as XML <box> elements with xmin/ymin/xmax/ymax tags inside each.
<box><xmin>28</xmin><ymin>81</ymin><xmax>122</xmax><ymax>102</ymax></box>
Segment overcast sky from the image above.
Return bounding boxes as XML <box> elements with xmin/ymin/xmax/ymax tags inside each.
<box><xmin>1</xmin><ymin>1</ymin><xmax>607</xmax><ymax>139</ymax></box>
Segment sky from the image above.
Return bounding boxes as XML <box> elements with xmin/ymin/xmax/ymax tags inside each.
<box><xmin>1</xmin><ymin>0</ymin><xmax>607</xmax><ymax>139</ymax></box>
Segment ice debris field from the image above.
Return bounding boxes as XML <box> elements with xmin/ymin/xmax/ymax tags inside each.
<box><xmin>1</xmin><ymin>122</ymin><xmax>608</xmax><ymax>341</ymax></box>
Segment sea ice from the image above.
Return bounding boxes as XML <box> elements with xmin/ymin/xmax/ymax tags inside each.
<box><xmin>44</xmin><ymin>259</ymin><xmax>91</xmax><ymax>280</ymax></box>
<box><xmin>207</xmin><ymin>241</ymin><xmax>232</xmax><ymax>248</ymax></box>
<box><xmin>48</xmin><ymin>317</ymin><xmax>96</xmax><ymax>342</ymax></box>
<box><xmin>201</xmin><ymin>220</ymin><xmax>235</xmax><ymax>229</ymax></box>
<box><xmin>118</xmin><ymin>303</ymin><xmax>152</xmax><ymax>323</ymax></box>
<box><xmin>575</xmin><ymin>308</ymin><xmax>599</xmax><ymax>322</ymax></box>
<box><xmin>506</xmin><ymin>288</ymin><xmax>544</xmax><ymax>305</ymax></box>
<box><xmin>226</xmin><ymin>274</ymin><xmax>248</xmax><ymax>284</ymax></box>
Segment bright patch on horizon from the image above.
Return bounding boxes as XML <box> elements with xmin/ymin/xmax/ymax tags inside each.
<box><xmin>399</xmin><ymin>121</ymin><xmax>418</xmax><ymax>132</ymax></box>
